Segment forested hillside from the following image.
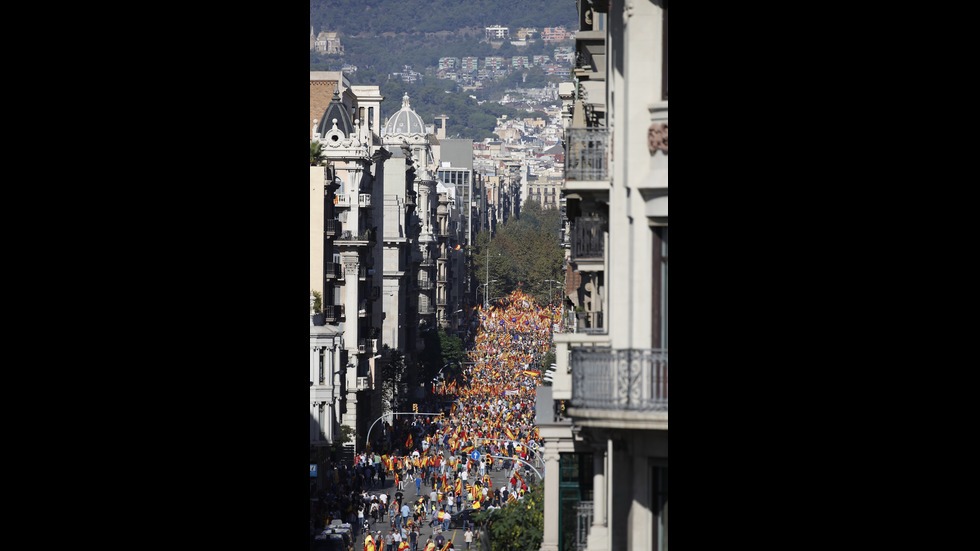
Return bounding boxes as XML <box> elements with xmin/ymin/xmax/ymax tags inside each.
<box><xmin>310</xmin><ymin>0</ymin><xmax>577</xmax><ymax>36</ymax></box>
<box><xmin>377</xmin><ymin>78</ymin><xmax>547</xmax><ymax>141</ymax></box>
<box><xmin>311</xmin><ymin>0</ymin><xmax>576</xmax><ymax>140</ymax></box>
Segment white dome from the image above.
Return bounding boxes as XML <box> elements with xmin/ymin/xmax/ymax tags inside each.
<box><xmin>383</xmin><ymin>93</ymin><xmax>426</xmax><ymax>136</ymax></box>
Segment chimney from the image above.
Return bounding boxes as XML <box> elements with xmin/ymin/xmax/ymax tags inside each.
<box><xmin>436</xmin><ymin>115</ymin><xmax>449</xmax><ymax>140</ymax></box>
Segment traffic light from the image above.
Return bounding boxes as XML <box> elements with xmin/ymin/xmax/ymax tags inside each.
<box><xmin>413</xmin><ymin>403</ymin><xmax>418</xmax><ymax>413</ymax></box>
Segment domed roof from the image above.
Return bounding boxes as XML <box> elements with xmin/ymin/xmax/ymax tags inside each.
<box><xmin>383</xmin><ymin>94</ymin><xmax>426</xmax><ymax>136</ymax></box>
<box><xmin>315</xmin><ymin>88</ymin><xmax>354</xmax><ymax>139</ymax></box>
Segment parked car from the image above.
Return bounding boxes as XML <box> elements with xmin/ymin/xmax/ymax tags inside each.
<box><xmin>311</xmin><ymin>532</ymin><xmax>348</xmax><ymax>551</ymax></box>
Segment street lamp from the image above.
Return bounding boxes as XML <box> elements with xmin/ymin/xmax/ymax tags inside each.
<box><xmin>544</xmin><ymin>279</ymin><xmax>558</xmax><ymax>306</ymax></box>
<box><xmin>484</xmin><ymin>280</ymin><xmax>497</xmax><ymax>309</ymax></box>
<box><xmin>485</xmin><ymin>244</ymin><xmax>501</xmax><ymax>309</ymax></box>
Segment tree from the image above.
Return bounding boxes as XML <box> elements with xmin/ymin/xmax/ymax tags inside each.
<box><xmin>473</xmin><ymin>483</ymin><xmax>544</xmax><ymax>551</ymax></box>
<box><xmin>419</xmin><ymin>327</ymin><xmax>465</xmax><ymax>387</ymax></box>
<box><xmin>473</xmin><ymin>202</ymin><xmax>563</xmax><ymax>306</ymax></box>
<box><xmin>310</xmin><ymin>141</ymin><xmax>324</xmax><ymax>165</ymax></box>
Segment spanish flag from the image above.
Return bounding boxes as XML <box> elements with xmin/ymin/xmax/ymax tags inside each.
<box><xmin>405</xmin><ymin>433</ymin><xmax>413</xmax><ymax>449</ymax></box>
<box><xmin>504</xmin><ymin>427</ymin><xmax>516</xmax><ymax>441</ymax></box>
<box><xmin>522</xmin><ymin>370</ymin><xmax>540</xmax><ymax>377</ymax></box>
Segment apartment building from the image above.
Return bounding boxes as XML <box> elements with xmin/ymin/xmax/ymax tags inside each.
<box><xmin>542</xmin><ymin>26</ymin><xmax>570</xmax><ymax>42</ymax></box>
<box><xmin>541</xmin><ymin>1</ymin><xmax>668</xmax><ymax>551</ymax></box>
<box><xmin>485</xmin><ymin>25</ymin><xmax>509</xmax><ymax>40</ymax></box>
<box><xmin>311</xmin><ymin>78</ymin><xmax>390</xmax><ymax>455</ymax></box>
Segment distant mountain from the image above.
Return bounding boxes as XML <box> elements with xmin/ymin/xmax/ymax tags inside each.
<box><xmin>310</xmin><ymin>0</ymin><xmax>578</xmax><ymax>37</ymax></box>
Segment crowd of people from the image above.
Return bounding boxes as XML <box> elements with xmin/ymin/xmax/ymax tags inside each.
<box><xmin>312</xmin><ymin>289</ymin><xmax>560</xmax><ymax>551</ymax></box>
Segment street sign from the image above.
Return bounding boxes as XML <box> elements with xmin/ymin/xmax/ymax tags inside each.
<box><xmin>310</xmin><ymin>464</ymin><xmax>318</xmax><ymax>477</ymax></box>
<box><xmin>470</xmin><ymin>450</ymin><xmax>481</xmax><ymax>461</ymax></box>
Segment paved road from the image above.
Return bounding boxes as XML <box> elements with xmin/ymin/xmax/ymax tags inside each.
<box><xmin>356</xmin><ymin>453</ymin><xmax>532</xmax><ymax>549</ymax></box>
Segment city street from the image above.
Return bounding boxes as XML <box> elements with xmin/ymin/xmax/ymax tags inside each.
<box><xmin>356</xmin><ymin>450</ymin><xmax>537</xmax><ymax>549</ymax></box>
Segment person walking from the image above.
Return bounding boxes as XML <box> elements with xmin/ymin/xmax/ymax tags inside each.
<box><xmin>410</xmin><ymin>525</ymin><xmax>419</xmax><ymax>551</ymax></box>
<box><xmin>464</xmin><ymin>528</ymin><xmax>473</xmax><ymax>551</ymax></box>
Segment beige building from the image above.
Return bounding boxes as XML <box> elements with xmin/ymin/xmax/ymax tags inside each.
<box><xmin>314</xmin><ymin>31</ymin><xmax>344</xmax><ymax>54</ymax></box>
<box><xmin>540</xmin><ymin>1</ymin><xmax>667</xmax><ymax>551</ymax></box>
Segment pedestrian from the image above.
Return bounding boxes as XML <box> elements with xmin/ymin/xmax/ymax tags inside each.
<box><xmin>464</xmin><ymin>527</ymin><xmax>473</xmax><ymax>550</ymax></box>
<box><xmin>415</xmin><ymin>475</ymin><xmax>421</xmax><ymax>495</ymax></box>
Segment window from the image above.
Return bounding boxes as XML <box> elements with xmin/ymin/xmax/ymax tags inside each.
<box><xmin>652</xmin><ymin>226</ymin><xmax>668</xmax><ymax>348</ymax></box>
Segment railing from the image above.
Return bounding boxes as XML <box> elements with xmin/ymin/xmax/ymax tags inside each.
<box><xmin>565</xmin><ymin>127</ymin><xmax>609</xmax><ymax>181</ymax></box>
<box><xmin>322</xmin><ymin>304</ymin><xmax>344</xmax><ymax>322</ymax></box>
<box><xmin>417</xmin><ymin>279</ymin><xmax>434</xmax><ymax>290</ymax></box>
<box><xmin>574</xmin><ymin>311</ymin><xmax>604</xmax><ymax>334</ymax></box>
<box><xmin>571</xmin><ymin>217</ymin><xmax>604</xmax><ymax>260</ymax></box>
<box><xmin>571</xmin><ymin>348</ymin><xmax>668</xmax><ymax>411</ymax></box>
<box><xmin>325</xmin><ymin>219</ymin><xmax>342</xmax><ymax>238</ymax></box>
<box><xmin>419</xmin><ymin>305</ymin><xmax>435</xmax><ymax>315</ymax></box>
<box><xmin>324</xmin><ymin>262</ymin><xmax>340</xmax><ymax>279</ymax></box>
<box><xmin>575</xmin><ymin>501</ymin><xmax>594</xmax><ymax>551</ymax></box>
<box><xmin>358</xmin><ymin>193</ymin><xmax>372</xmax><ymax>208</ymax></box>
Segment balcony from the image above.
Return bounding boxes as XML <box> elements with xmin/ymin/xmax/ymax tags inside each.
<box><xmin>322</xmin><ymin>304</ymin><xmax>344</xmax><ymax>322</ymax></box>
<box><xmin>419</xmin><ymin>305</ymin><xmax>435</xmax><ymax>315</ymax></box>
<box><xmin>323</xmin><ymin>262</ymin><xmax>341</xmax><ymax>280</ymax></box>
<box><xmin>570</xmin><ymin>348</ymin><xmax>668</xmax><ymax>421</ymax></box>
<box><xmin>325</xmin><ymin>219</ymin><xmax>342</xmax><ymax>238</ymax></box>
<box><xmin>334</xmin><ymin>193</ymin><xmax>351</xmax><ymax>208</ymax></box>
<box><xmin>358</xmin><ymin>193</ymin><xmax>372</xmax><ymax>208</ymax></box>
<box><xmin>337</xmin><ymin>229</ymin><xmax>374</xmax><ymax>246</ymax></box>
<box><xmin>417</xmin><ymin>279</ymin><xmax>434</xmax><ymax>290</ymax></box>
<box><xmin>573</xmin><ymin>310</ymin><xmax>604</xmax><ymax>334</ymax></box>
<box><xmin>564</xmin><ymin>127</ymin><xmax>609</xmax><ymax>183</ymax></box>
<box><xmin>571</xmin><ymin>216</ymin><xmax>605</xmax><ymax>262</ymax></box>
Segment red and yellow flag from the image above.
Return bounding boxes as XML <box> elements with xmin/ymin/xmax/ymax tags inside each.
<box><xmin>405</xmin><ymin>433</ymin><xmax>413</xmax><ymax>449</ymax></box>
<box><xmin>504</xmin><ymin>427</ymin><xmax>516</xmax><ymax>441</ymax></box>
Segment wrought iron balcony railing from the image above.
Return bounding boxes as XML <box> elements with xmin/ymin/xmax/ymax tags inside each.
<box><xmin>571</xmin><ymin>217</ymin><xmax>605</xmax><ymax>260</ymax></box>
<box><xmin>571</xmin><ymin>348</ymin><xmax>668</xmax><ymax>412</ymax></box>
<box><xmin>565</xmin><ymin>127</ymin><xmax>609</xmax><ymax>181</ymax></box>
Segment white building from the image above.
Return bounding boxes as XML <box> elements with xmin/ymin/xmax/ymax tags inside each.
<box><xmin>310</xmin><ymin>294</ymin><xmax>344</xmax><ymax>455</ymax></box>
<box><xmin>541</xmin><ymin>1</ymin><xmax>667</xmax><ymax>551</ymax></box>
<box><xmin>311</xmin><ymin>84</ymin><xmax>391</xmax><ymax>453</ymax></box>
<box><xmin>485</xmin><ymin>25</ymin><xmax>509</xmax><ymax>40</ymax></box>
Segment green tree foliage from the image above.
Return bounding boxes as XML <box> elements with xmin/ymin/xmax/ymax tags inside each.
<box><xmin>377</xmin><ymin>77</ymin><xmax>526</xmax><ymax>141</ymax></box>
<box><xmin>472</xmin><ymin>483</ymin><xmax>544</xmax><ymax>551</ymax></box>
<box><xmin>419</xmin><ymin>327</ymin><xmax>465</xmax><ymax>385</ymax></box>
<box><xmin>311</xmin><ymin>0</ymin><xmax>577</xmax><ymax>37</ymax></box>
<box><xmin>474</xmin><ymin>201</ymin><xmax>564</xmax><ymax>307</ymax></box>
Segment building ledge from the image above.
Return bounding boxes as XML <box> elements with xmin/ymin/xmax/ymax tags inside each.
<box><xmin>566</xmin><ymin>407</ymin><xmax>667</xmax><ymax>431</ymax></box>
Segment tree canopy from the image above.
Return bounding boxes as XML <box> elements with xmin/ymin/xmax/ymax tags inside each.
<box><xmin>472</xmin><ymin>482</ymin><xmax>544</xmax><ymax>551</ymax></box>
<box><xmin>473</xmin><ymin>201</ymin><xmax>564</xmax><ymax>307</ymax></box>
<box><xmin>311</xmin><ymin>0</ymin><xmax>577</xmax><ymax>37</ymax></box>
